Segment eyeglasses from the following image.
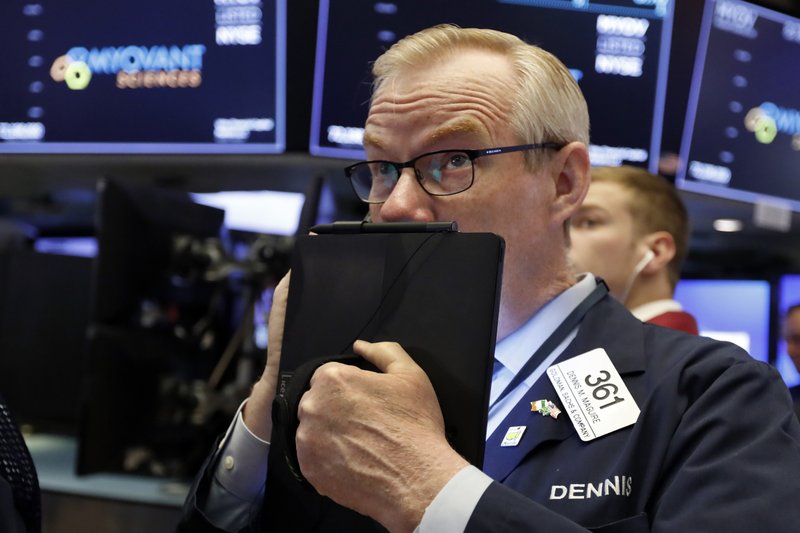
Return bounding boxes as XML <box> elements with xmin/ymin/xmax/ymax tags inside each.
<box><xmin>344</xmin><ymin>142</ymin><xmax>565</xmax><ymax>204</ymax></box>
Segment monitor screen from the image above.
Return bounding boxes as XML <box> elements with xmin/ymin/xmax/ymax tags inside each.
<box><xmin>33</xmin><ymin>236</ymin><xmax>98</xmax><ymax>257</ymax></box>
<box><xmin>674</xmin><ymin>278</ymin><xmax>771</xmax><ymax>363</ymax></box>
<box><xmin>676</xmin><ymin>0</ymin><xmax>800</xmax><ymax>210</ymax></box>
<box><xmin>310</xmin><ymin>0</ymin><xmax>675</xmax><ymax>171</ymax></box>
<box><xmin>79</xmin><ymin>179</ymin><xmax>231</xmax><ymax>476</ymax></box>
<box><xmin>776</xmin><ymin>274</ymin><xmax>800</xmax><ymax>388</ymax></box>
<box><xmin>191</xmin><ymin>190</ymin><xmax>306</xmax><ymax>236</ymax></box>
<box><xmin>0</xmin><ymin>0</ymin><xmax>286</xmax><ymax>154</ymax></box>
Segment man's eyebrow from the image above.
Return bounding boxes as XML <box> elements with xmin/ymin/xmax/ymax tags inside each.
<box><xmin>425</xmin><ymin>118</ymin><xmax>484</xmax><ymax>146</ymax></box>
<box><xmin>361</xmin><ymin>131</ymin><xmax>384</xmax><ymax>152</ymax></box>
<box><xmin>361</xmin><ymin>118</ymin><xmax>486</xmax><ymax>155</ymax></box>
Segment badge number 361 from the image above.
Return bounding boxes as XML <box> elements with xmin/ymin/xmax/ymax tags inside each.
<box><xmin>547</xmin><ymin>348</ymin><xmax>640</xmax><ymax>442</ymax></box>
<box><xmin>586</xmin><ymin>370</ymin><xmax>625</xmax><ymax>410</ymax></box>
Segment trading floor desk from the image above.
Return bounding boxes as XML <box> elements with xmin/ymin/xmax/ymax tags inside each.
<box><xmin>25</xmin><ymin>434</ymin><xmax>190</xmax><ymax>533</ymax></box>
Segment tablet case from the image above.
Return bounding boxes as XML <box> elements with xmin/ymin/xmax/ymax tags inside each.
<box><xmin>263</xmin><ymin>224</ymin><xmax>504</xmax><ymax>531</ymax></box>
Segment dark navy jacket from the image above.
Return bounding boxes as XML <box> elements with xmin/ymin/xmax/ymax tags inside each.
<box><xmin>180</xmin><ymin>294</ymin><xmax>800</xmax><ymax>532</ymax></box>
<box><xmin>470</xmin><ymin>295</ymin><xmax>800</xmax><ymax>532</ymax></box>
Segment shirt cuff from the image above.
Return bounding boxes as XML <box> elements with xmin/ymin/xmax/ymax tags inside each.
<box><xmin>213</xmin><ymin>404</ymin><xmax>271</xmax><ymax>501</ymax></box>
<box><xmin>417</xmin><ymin>465</ymin><xmax>493</xmax><ymax>532</ymax></box>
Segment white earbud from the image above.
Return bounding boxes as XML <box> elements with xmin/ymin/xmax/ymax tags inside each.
<box><xmin>633</xmin><ymin>249</ymin><xmax>655</xmax><ymax>277</ymax></box>
<box><xmin>620</xmin><ymin>249</ymin><xmax>655</xmax><ymax>304</ymax></box>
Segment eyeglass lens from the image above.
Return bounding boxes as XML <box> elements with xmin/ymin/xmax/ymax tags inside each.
<box><xmin>351</xmin><ymin>150</ymin><xmax>474</xmax><ymax>202</ymax></box>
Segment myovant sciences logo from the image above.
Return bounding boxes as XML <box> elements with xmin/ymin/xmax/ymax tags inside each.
<box><xmin>50</xmin><ymin>44</ymin><xmax>207</xmax><ymax>90</ymax></box>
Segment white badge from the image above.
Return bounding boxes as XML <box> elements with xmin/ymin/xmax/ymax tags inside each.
<box><xmin>500</xmin><ymin>426</ymin><xmax>527</xmax><ymax>447</ymax></box>
<box><xmin>547</xmin><ymin>348</ymin><xmax>639</xmax><ymax>442</ymax></box>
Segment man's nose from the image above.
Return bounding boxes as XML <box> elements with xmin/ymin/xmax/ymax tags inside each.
<box><xmin>374</xmin><ymin>168</ymin><xmax>435</xmax><ymax>222</ymax></box>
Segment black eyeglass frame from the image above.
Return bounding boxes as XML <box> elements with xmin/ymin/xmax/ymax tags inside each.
<box><xmin>344</xmin><ymin>142</ymin><xmax>566</xmax><ymax>204</ymax></box>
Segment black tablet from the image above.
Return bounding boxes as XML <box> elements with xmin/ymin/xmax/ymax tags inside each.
<box><xmin>264</xmin><ymin>222</ymin><xmax>504</xmax><ymax>531</ymax></box>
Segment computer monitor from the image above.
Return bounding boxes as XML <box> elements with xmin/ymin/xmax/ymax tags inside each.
<box><xmin>78</xmin><ymin>176</ymin><xmax>326</xmax><ymax>477</ymax></box>
<box><xmin>674</xmin><ymin>278</ymin><xmax>771</xmax><ymax>362</ymax></box>
<box><xmin>310</xmin><ymin>0</ymin><xmax>675</xmax><ymax>171</ymax></box>
<box><xmin>776</xmin><ymin>274</ymin><xmax>800</xmax><ymax>388</ymax></box>
<box><xmin>78</xmin><ymin>179</ymin><xmax>236</xmax><ymax>477</ymax></box>
<box><xmin>676</xmin><ymin>0</ymin><xmax>800</xmax><ymax>210</ymax></box>
<box><xmin>0</xmin><ymin>0</ymin><xmax>286</xmax><ymax>153</ymax></box>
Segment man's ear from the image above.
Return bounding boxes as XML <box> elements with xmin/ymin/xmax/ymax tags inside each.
<box><xmin>641</xmin><ymin>231</ymin><xmax>676</xmax><ymax>274</ymax></box>
<box><xmin>550</xmin><ymin>142</ymin><xmax>591</xmax><ymax>226</ymax></box>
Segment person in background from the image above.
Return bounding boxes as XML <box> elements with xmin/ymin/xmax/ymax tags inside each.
<box><xmin>569</xmin><ymin>165</ymin><xmax>699</xmax><ymax>334</ymax></box>
<box><xmin>783</xmin><ymin>303</ymin><xmax>800</xmax><ymax>418</ymax></box>
<box><xmin>179</xmin><ymin>24</ymin><xmax>800</xmax><ymax>532</ymax></box>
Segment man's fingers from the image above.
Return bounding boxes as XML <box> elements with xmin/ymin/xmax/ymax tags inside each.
<box><xmin>352</xmin><ymin>339</ymin><xmax>417</xmax><ymax>374</ymax></box>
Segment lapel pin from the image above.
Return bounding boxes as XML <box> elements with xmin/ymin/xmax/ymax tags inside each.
<box><xmin>501</xmin><ymin>425</ymin><xmax>526</xmax><ymax>447</ymax></box>
<box><xmin>531</xmin><ymin>399</ymin><xmax>561</xmax><ymax>419</ymax></box>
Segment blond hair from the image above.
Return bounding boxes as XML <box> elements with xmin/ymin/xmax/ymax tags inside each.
<box><xmin>371</xmin><ymin>25</ymin><xmax>589</xmax><ymax>167</ymax></box>
<box><xmin>590</xmin><ymin>165</ymin><xmax>690</xmax><ymax>289</ymax></box>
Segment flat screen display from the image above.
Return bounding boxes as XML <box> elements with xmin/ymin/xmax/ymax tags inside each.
<box><xmin>0</xmin><ymin>0</ymin><xmax>286</xmax><ymax>154</ymax></box>
<box><xmin>191</xmin><ymin>190</ymin><xmax>306</xmax><ymax>235</ymax></box>
<box><xmin>676</xmin><ymin>0</ymin><xmax>800</xmax><ymax>210</ymax></box>
<box><xmin>674</xmin><ymin>278</ymin><xmax>771</xmax><ymax>363</ymax></box>
<box><xmin>310</xmin><ymin>0</ymin><xmax>675</xmax><ymax>171</ymax></box>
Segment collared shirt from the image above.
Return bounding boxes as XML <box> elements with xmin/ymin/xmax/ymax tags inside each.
<box><xmin>630</xmin><ymin>299</ymin><xmax>684</xmax><ymax>323</ymax></box>
<box><xmin>207</xmin><ymin>274</ymin><xmax>599</xmax><ymax>531</ymax></box>
<box><xmin>487</xmin><ymin>274</ymin><xmax>596</xmax><ymax>437</ymax></box>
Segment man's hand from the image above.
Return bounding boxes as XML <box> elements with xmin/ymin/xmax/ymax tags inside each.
<box><xmin>295</xmin><ymin>340</ymin><xmax>470</xmax><ymax>532</ymax></box>
<box><xmin>242</xmin><ymin>272</ymin><xmax>291</xmax><ymax>441</ymax></box>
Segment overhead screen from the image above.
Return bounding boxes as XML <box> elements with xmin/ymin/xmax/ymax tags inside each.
<box><xmin>677</xmin><ymin>0</ymin><xmax>800</xmax><ymax>210</ymax></box>
<box><xmin>310</xmin><ymin>0</ymin><xmax>675</xmax><ymax>171</ymax></box>
<box><xmin>0</xmin><ymin>0</ymin><xmax>286</xmax><ymax>154</ymax></box>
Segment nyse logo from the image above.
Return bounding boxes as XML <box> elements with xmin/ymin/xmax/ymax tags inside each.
<box><xmin>550</xmin><ymin>475</ymin><xmax>632</xmax><ymax>500</ymax></box>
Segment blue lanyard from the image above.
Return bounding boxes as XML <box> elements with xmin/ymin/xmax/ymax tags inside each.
<box><xmin>493</xmin><ymin>280</ymin><xmax>608</xmax><ymax>405</ymax></box>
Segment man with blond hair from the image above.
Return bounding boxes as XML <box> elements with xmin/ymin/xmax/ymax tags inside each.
<box><xmin>180</xmin><ymin>25</ymin><xmax>800</xmax><ymax>532</ymax></box>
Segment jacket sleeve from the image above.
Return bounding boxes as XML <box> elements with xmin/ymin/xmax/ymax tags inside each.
<box><xmin>176</xmin><ymin>436</ymin><xmax>263</xmax><ymax>533</ymax></box>
<box><xmin>177</xmin><ymin>436</ymin><xmax>229</xmax><ymax>533</ymax></box>
<box><xmin>647</xmin><ymin>359</ymin><xmax>800</xmax><ymax>530</ymax></box>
